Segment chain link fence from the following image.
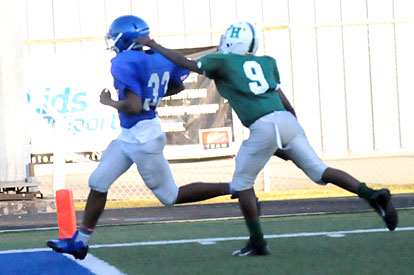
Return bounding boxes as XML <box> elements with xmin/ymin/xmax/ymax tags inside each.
<box><xmin>33</xmin><ymin>154</ymin><xmax>414</xmax><ymax>204</ymax></box>
<box><xmin>22</xmin><ymin>0</ymin><xmax>414</xmax><ymax>205</ymax></box>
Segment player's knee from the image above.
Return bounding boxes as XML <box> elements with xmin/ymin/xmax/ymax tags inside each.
<box><xmin>306</xmin><ymin>166</ymin><xmax>328</xmax><ymax>185</ymax></box>
<box><xmin>158</xmin><ymin>194</ymin><xmax>176</xmax><ymax>206</ymax></box>
<box><xmin>230</xmin><ymin>177</ymin><xmax>255</xmax><ymax>192</ymax></box>
<box><xmin>152</xmin><ymin>187</ymin><xmax>178</xmax><ymax>206</ymax></box>
<box><xmin>88</xmin><ymin>172</ymin><xmax>110</xmax><ymax>193</ymax></box>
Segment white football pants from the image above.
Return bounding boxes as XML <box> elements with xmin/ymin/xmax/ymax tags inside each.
<box><xmin>231</xmin><ymin>111</ymin><xmax>328</xmax><ymax>191</ymax></box>
<box><xmin>88</xmin><ymin>134</ymin><xmax>179</xmax><ymax>205</ymax></box>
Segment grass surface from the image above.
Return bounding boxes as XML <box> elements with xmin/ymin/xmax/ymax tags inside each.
<box><xmin>1</xmin><ymin>209</ymin><xmax>413</xmax><ymax>274</ymax></box>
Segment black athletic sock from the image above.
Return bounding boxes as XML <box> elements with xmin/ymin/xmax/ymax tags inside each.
<box><xmin>246</xmin><ymin>219</ymin><xmax>265</xmax><ymax>245</ymax></box>
<box><xmin>357</xmin><ymin>182</ymin><xmax>375</xmax><ymax>200</ymax></box>
<box><xmin>224</xmin><ymin>183</ymin><xmax>232</xmax><ymax>195</ymax></box>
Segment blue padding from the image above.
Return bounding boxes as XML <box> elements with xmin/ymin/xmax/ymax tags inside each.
<box><xmin>0</xmin><ymin>251</ymin><xmax>94</xmax><ymax>275</ymax></box>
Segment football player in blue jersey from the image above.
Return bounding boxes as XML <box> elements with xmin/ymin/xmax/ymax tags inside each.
<box><xmin>46</xmin><ymin>15</ymin><xmax>231</xmax><ymax>260</ymax></box>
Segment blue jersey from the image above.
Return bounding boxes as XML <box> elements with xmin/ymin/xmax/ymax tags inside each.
<box><xmin>111</xmin><ymin>50</ymin><xmax>189</xmax><ymax>128</ymax></box>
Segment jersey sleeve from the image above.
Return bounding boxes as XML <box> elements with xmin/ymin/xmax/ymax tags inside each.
<box><xmin>170</xmin><ymin>65</ymin><xmax>190</xmax><ymax>86</ymax></box>
<box><xmin>268</xmin><ymin>56</ymin><xmax>281</xmax><ymax>86</ymax></box>
<box><xmin>110</xmin><ymin>57</ymin><xmax>142</xmax><ymax>97</ymax></box>
<box><xmin>197</xmin><ymin>54</ymin><xmax>224</xmax><ymax>79</ymax></box>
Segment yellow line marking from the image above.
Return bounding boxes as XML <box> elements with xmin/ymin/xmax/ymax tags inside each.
<box><xmin>24</xmin><ymin>20</ymin><xmax>414</xmax><ymax>45</ymax></box>
<box><xmin>74</xmin><ymin>184</ymin><xmax>414</xmax><ymax>210</ymax></box>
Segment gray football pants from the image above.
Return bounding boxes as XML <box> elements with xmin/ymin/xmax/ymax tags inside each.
<box><xmin>88</xmin><ymin>134</ymin><xmax>179</xmax><ymax>205</ymax></box>
<box><xmin>231</xmin><ymin>111</ymin><xmax>328</xmax><ymax>191</ymax></box>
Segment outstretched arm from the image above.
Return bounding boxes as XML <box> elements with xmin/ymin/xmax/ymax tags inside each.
<box><xmin>165</xmin><ymin>83</ymin><xmax>185</xmax><ymax>97</ymax></box>
<box><xmin>134</xmin><ymin>36</ymin><xmax>203</xmax><ymax>74</ymax></box>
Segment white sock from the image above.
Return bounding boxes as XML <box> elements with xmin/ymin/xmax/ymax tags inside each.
<box><xmin>76</xmin><ymin>231</ymin><xmax>92</xmax><ymax>246</ymax></box>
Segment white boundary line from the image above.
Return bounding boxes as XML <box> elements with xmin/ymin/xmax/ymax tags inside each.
<box><xmin>1</xmin><ymin>226</ymin><xmax>412</xmax><ymax>254</ymax></box>
<box><xmin>63</xmin><ymin>254</ymin><xmax>126</xmax><ymax>275</ymax></box>
<box><xmin>0</xmin><ymin>227</ymin><xmax>58</xmax><ymax>234</ymax></box>
<box><xmin>90</xmin><ymin>226</ymin><xmax>414</xmax><ymax>248</ymax></box>
<box><xmin>2</xmin><ymin>207</ymin><xmax>414</xmax><ymax>234</ymax></box>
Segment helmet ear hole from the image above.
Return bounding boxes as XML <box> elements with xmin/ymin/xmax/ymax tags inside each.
<box><xmin>122</xmin><ymin>39</ymin><xmax>131</xmax><ymax>47</ymax></box>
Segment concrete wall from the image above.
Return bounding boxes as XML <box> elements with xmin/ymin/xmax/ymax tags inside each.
<box><xmin>22</xmin><ymin>0</ymin><xmax>414</xmax><ymax>157</ymax></box>
<box><xmin>0</xmin><ymin>0</ymin><xmax>30</xmax><ymax>182</ymax></box>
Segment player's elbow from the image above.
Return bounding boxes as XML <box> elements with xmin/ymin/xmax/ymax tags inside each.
<box><xmin>121</xmin><ymin>101</ymin><xmax>142</xmax><ymax>114</ymax></box>
<box><xmin>126</xmin><ymin>105</ymin><xmax>142</xmax><ymax>115</ymax></box>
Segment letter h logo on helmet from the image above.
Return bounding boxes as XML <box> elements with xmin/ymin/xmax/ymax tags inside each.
<box><xmin>230</xmin><ymin>27</ymin><xmax>242</xmax><ymax>38</ymax></box>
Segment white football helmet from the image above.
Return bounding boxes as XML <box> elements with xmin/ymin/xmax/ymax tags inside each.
<box><xmin>218</xmin><ymin>22</ymin><xmax>258</xmax><ymax>55</ymax></box>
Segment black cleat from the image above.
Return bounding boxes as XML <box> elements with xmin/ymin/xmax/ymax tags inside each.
<box><xmin>368</xmin><ymin>189</ymin><xmax>398</xmax><ymax>231</ymax></box>
<box><xmin>233</xmin><ymin>239</ymin><xmax>270</xmax><ymax>256</ymax></box>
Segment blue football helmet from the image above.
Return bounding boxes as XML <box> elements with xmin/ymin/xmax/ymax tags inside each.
<box><xmin>105</xmin><ymin>15</ymin><xmax>150</xmax><ymax>53</ymax></box>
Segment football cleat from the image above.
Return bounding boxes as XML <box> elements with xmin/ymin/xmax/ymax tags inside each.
<box><xmin>368</xmin><ymin>189</ymin><xmax>398</xmax><ymax>231</ymax></box>
<box><xmin>47</xmin><ymin>230</ymin><xmax>89</xmax><ymax>260</ymax></box>
<box><xmin>233</xmin><ymin>239</ymin><xmax>270</xmax><ymax>256</ymax></box>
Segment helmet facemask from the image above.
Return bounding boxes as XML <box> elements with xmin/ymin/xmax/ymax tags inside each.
<box><xmin>105</xmin><ymin>15</ymin><xmax>150</xmax><ymax>54</ymax></box>
<box><xmin>105</xmin><ymin>33</ymin><xmax>123</xmax><ymax>54</ymax></box>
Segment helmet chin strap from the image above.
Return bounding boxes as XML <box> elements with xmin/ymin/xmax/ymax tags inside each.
<box><xmin>108</xmin><ymin>33</ymin><xmax>123</xmax><ymax>53</ymax></box>
<box><xmin>126</xmin><ymin>43</ymin><xmax>137</xmax><ymax>51</ymax></box>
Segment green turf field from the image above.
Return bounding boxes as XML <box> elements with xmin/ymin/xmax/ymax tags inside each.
<box><xmin>1</xmin><ymin>209</ymin><xmax>413</xmax><ymax>275</ymax></box>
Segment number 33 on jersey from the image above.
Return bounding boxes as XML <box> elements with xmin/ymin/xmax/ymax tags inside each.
<box><xmin>110</xmin><ymin>50</ymin><xmax>189</xmax><ymax>129</ymax></box>
<box><xmin>143</xmin><ymin>71</ymin><xmax>170</xmax><ymax>111</ymax></box>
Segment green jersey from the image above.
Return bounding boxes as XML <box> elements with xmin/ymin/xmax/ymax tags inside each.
<box><xmin>198</xmin><ymin>53</ymin><xmax>286</xmax><ymax>127</ymax></box>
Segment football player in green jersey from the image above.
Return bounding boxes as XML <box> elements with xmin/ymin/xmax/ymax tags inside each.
<box><xmin>134</xmin><ymin>22</ymin><xmax>398</xmax><ymax>256</ymax></box>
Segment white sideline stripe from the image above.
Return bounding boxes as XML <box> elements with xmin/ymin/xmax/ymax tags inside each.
<box><xmin>90</xmin><ymin>226</ymin><xmax>414</xmax><ymax>248</ymax></box>
<box><xmin>1</xmin><ymin>226</ymin><xmax>413</xmax><ymax>254</ymax></box>
<box><xmin>0</xmin><ymin>227</ymin><xmax>58</xmax><ymax>234</ymax></box>
<box><xmin>63</xmin><ymin>253</ymin><xmax>126</xmax><ymax>275</ymax></box>
<box><xmin>2</xmin><ymin>207</ymin><xmax>414</xmax><ymax>234</ymax></box>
